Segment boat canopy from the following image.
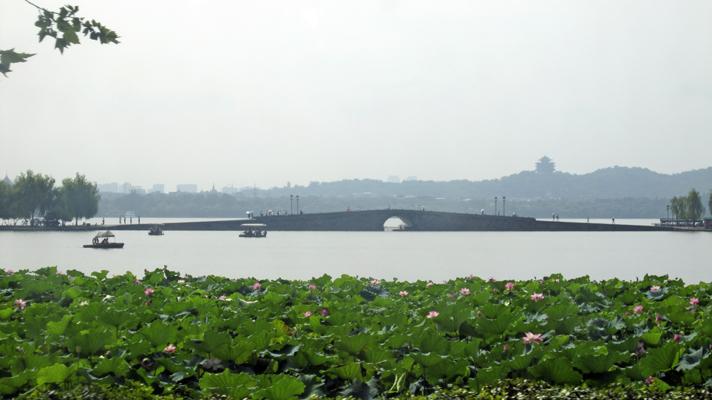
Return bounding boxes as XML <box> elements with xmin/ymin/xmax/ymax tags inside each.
<box><xmin>95</xmin><ymin>231</ymin><xmax>115</xmax><ymax>238</ymax></box>
<box><xmin>240</xmin><ymin>223</ymin><xmax>267</xmax><ymax>228</ymax></box>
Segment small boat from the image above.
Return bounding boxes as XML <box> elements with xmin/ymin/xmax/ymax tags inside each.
<box><xmin>83</xmin><ymin>231</ymin><xmax>124</xmax><ymax>249</ymax></box>
<box><xmin>239</xmin><ymin>223</ymin><xmax>267</xmax><ymax>238</ymax></box>
<box><xmin>148</xmin><ymin>225</ymin><xmax>164</xmax><ymax>236</ymax></box>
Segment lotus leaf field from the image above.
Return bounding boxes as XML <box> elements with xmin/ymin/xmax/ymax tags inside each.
<box><xmin>1</xmin><ymin>267</ymin><xmax>711</xmax><ymax>399</ymax></box>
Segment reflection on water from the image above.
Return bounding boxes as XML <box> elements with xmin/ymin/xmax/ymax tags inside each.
<box><xmin>1</xmin><ymin>229</ymin><xmax>710</xmax><ymax>283</ymax></box>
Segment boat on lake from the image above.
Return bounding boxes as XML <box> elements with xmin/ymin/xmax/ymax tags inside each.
<box><xmin>148</xmin><ymin>225</ymin><xmax>164</xmax><ymax>236</ymax></box>
<box><xmin>83</xmin><ymin>231</ymin><xmax>124</xmax><ymax>249</ymax></box>
<box><xmin>239</xmin><ymin>223</ymin><xmax>267</xmax><ymax>238</ymax></box>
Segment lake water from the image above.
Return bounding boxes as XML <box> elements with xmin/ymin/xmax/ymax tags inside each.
<box><xmin>1</xmin><ymin>221</ymin><xmax>710</xmax><ymax>283</ymax></box>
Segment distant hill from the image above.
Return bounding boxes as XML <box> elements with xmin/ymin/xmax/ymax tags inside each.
<box><xmin>97</xmin><ymin>161</ymin><xmax>712</xmax><ymax>218</ymax></box>
<box><xmin>257</xmin><ymin>165</ymin><xmax>712</xmax><ymax>200</ymax></box>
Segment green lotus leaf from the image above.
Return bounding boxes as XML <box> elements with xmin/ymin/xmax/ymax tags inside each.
<box><xmin>640</xmin><ymin>326</ymin><xmax>664</xmax><ymax>346</ymax></box>
<box><xmin>336</xmin><ymin>334</ymin><xmax>372</xmax><ymax>355</ymax></box>
<box><xmin>46</xmin><ymin>315</ymin><xmax>72</xmax><ymax>335</ymax></box>
<box><xmin>92</xmin><ymin>356</ymin><xmax>130</xmax><ymax>377</ymax></box>
<box><xmin>0</xmin><ymin>372</ymin><xmax>30</xmax><ymax>395</ymax></box>
<box><xmin>676</xmin><ymin>347</ymin><xmax>706</xmax><ymax>371</ymax></box>
<box><xmin>36</xmin><ymin>363</ymin><xmax>71</xmax><ymax>385</ymax></box>
<box><xmin>476</xmin><ymin>364</ymin><xmax>509</xmax><ymax>386</ymax></box>
<box><xmin>61</xmin><ymin>287</ymin><xmax>82</xmax><ymax>299</ymax></box>
<box><xmin>140</xmin><ymin>321</ymin><xmax>178</xmax><ymax>347</ymax></box>
<box><xmin>638</xmin><ymin>342</ymin><xmax>683</xmax><ymax>377</ymax></box>
<box><xmin>0</xmin><ymin>308</ymin><xmax>13</xmax><ymax>320</ymax></box>
<box><xmin>67</xmin><ymin>327</ymin><xmax>115</xmax><ymax>356</ymax></box>
<box><xmin>332</xmin><ymin>362</ymin><xmax>363</xmax><ymax>381</ymax></box>
<box><xmin>528</xmin><ymin>357</ymin><xmax>582</xmax><ymax>384</ymax></box>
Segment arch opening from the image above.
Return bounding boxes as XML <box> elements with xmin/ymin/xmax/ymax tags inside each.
<box><xmin>383</xmin><ymin>216</ymin><xmax>410</xmax><ymax>231</ymax></box>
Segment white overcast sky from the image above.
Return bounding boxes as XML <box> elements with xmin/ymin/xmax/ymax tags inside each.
<box><xmin>2</xmin><ymin>0</ymin><xmax>711</xmax><ymax>189</ymax></box>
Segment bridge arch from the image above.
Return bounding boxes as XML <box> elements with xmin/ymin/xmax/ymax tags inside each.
<box><xmin>383</xmin><ymin>215</ymin><xmax>412</xmax><ymax>231</ymax></box>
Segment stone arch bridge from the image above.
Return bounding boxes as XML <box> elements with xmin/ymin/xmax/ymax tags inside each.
<box><xmin>111</xmin><ymin>209</ymin><xmax>665</xmax><ymax>231</ymax></box>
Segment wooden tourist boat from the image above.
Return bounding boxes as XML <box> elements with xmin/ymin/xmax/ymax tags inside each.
<box><xmin>83</xmin><ymin>231</ymin><xmax>124</xmax><ymax>249</ymax></box>
<box><xmin>239</xmin><ymin>223</ymin><xmax>267</xmax><ymax>238</ymax></box>
<box><xmin>148</xmin><ymin>225</ymin><xmax>164</xmax><ymax>236</ymax></box>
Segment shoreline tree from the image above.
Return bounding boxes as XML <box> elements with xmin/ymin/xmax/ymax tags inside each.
<box><xmin>13</xmin><ymin>170</ymin><xmax>55</xmax><ymax>224</ymax></box>
<box><xmin>686</xmin><ymin>189</ymin><xmax>704</xmax><ymax>221</ymax></box>
<box><xmin>61</xmin><ymin>173</ymin><xmax>100</xmax><ymax>225</ymax></box>
<box><xmin>0</xmin><ymin>171</ymin><xmax>100</xmax><ymax>225</ymax></box>
<box><xmin>669</xmin><ymin>189</ymin><xmax>705</xmax><ymax>220</ymax></box>
<box><xmin>1</xmin><ymin>1</ymin><xmax>118</xmax><ymax>77</ymax></box>
<box><xmin>0</xmin><ymin>180</ymin><xmax>14</xmax><ymax>221</ymax></box>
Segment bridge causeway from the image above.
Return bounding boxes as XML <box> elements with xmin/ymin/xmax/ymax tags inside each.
<box><xmin>105</xmin><ymin>209</ymin><xmax>667</xmax><ymax>232</ymax></box>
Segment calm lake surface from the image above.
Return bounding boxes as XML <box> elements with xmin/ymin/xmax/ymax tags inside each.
<box><xmin>1</xmin><ymin>219</ymin><xmax>710</xmax><ymax>283</ymax></box>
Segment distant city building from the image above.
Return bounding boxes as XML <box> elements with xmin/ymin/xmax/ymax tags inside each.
<box><xmin>222</xmin><ymin>185</ymin><xmax>239</xmax><ymax>194</ymax></box>
<box><xmin>98</xmin><ymin>182</ymin><xmax>119</xmax><ymax>193</ymax></box>
<box><xmin>404</xmin><ymin>176</ymin><xmax>418</xmax><ymax>182</ymax></box>
<box><xmin>3</xmin><ymin>174</ymin><xmax>13</xmax><ymax>185</ymax></box>
<box><xmin>150</xmin><ymin>184</ymin><xmax>165</xmax><ymax>193</ymax></box>
<box><xmin>387</xmin><ymin>175</ymin><xmax>401</xmax><ymax>183</ymax></box>
<box><xmin>130</xmin><ymin>186</ymin><xmax>146</xmax><ymax>194</ymax></box>
<box><xmin>176</xmin><ymin>184</ymin><xmax>198</xmax><ymax>193</ymax></box>
<box><xmin>120</xmin><ymin>182</ymin><xmax>133</xmax><ymax>194</ymax></box>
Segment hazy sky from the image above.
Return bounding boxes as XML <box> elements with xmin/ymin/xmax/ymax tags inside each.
<box><xmin>2</xmin><ymin>0</ymin><xmax>712</xmax><ymax>190</ymax></box>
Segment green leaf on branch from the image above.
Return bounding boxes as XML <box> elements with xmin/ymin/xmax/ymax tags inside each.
<box><xmin>0</xmin><ymin>49</ymin><xmax>35</xmax><ymax>77</ymax></box>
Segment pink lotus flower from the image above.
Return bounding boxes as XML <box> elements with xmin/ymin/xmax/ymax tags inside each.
<box><xmin>304</xmin><ymin>311</ymin><xmax>312</xmax><ymax>318</ymax></box>
<box><xmin>14</xmin><ymin>299</ymin><xmax>26</xmax><ymax>310</ymax></box>
<box><xmin>399</xmin><ymin>290</ymin><xmax>409</xmax><ymax>297</ymax></box>
<box><xmin>649</xmin><ymin>285</ymin><xmax>661</xmax><ymax>293</ymax></box>
<box><xmin>370</xmin><ymin>278</ymin><xmax>381</xmax><ymax>286</ymax></box>
<box><xmin>633</xmin><ymin>305</ymin><xmax>644</xmax><ymax>314</ymax></box>
<box><xmin>163</xmin><ymin>344</ymin><xmax>176</xmax><ymax>354</ymax></box>
<box><xmin>133</xmin><ymin>278</ymin><xmax>141</xmax><ymax>285</ymax></box>
<box><xmin>251</xmin><ymin>281</ymin><xmax>261</xmax><ymax>290</ymax></box>
<box><xmin>645</xmin><ymin>376</ymin><xmax>655</xmax><ymax>385</ymax></box>
<box><xmin>673</xmin><ymin>334</ymin><xmax>682</xmax><ymax>343</ymax></box>
<box><xmin>426</xmin><ymin>311</ymin><xmax>439</xmax><ymax>319</ymax></box>
<box><xmin>320</xmin><ymin>308</ymin><xmax>329</xmax><ymax>317</ymax></box>
<box><xmin>522</xmin><ymin>332</ymin><xmax>543</xmax><ymax>345</ymax></box>
<box><xmin>505</xmin><ymin>282</ymin><xmax>515</xmax><ymax>291</ymax></box>
<box><xmin>144</xmin><ymin>287</ymin><xmax>154</xmax><ymax>297</ymax></box>
<box><xmin>426</xmin><ymin>281</ymin><xmax>434</xmax><ymax>288</ymax></box>
<box><xmin>655</xmin><ymin>314</ymin><xmax>663</xmax><ymax>323</ymax></box>
<box><xmin>690</xmin><ymin>297</ymin><xmax>700</xmax><ymax>306</ymax></box>
<box><xmin>459</xmin><ymin>288</ymin><xmax>471</xmax><ymax>296</ymax></box>
<box><xmin>308</xmin><ymin>283</ymin><xmax>317</xmax><ymax>291</ymax></box>
<box><xmin>530</xmin><ymin>293</ymin><xmax>545</xmax><ymax>302</ymax></box>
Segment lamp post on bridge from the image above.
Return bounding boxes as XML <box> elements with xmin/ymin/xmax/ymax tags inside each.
<box><xmin>296</xmin><ymin>195</ymin><xmax>300</xmax><ymax>214</ymax></box>
<box><xmin>494</xmin><ymin>196</ymin><xmax>498</xmax><ymax>216</ymax></box>
<box><xmin>290</xmin><ymin>194</ymin><xmax>294</xmax><ymax>215</ymax></box>
<box><xmin>503</xmin><ymin>196</ymin><xmax>506</xmax><ymax>217</ymax></box>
